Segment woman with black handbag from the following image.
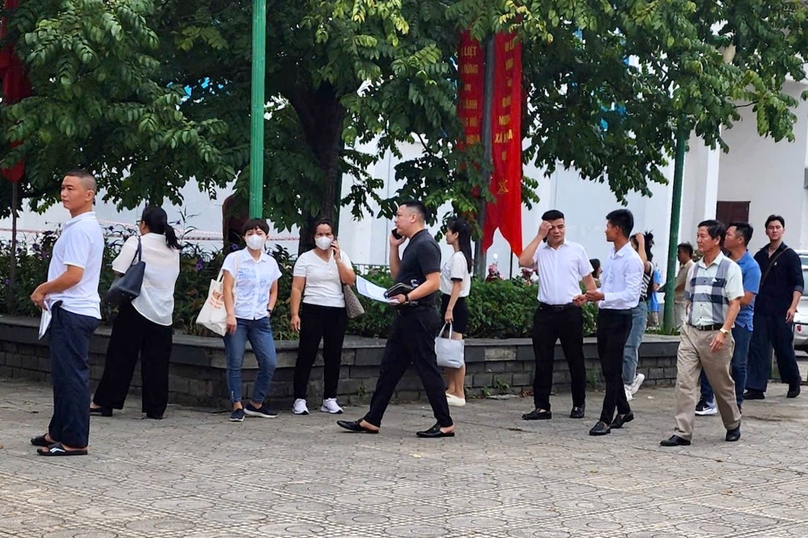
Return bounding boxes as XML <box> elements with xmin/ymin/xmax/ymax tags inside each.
<box><xmin>440</xmin><ymin>217</ymin><xmax>472</xmax><ymax>407</ymax></box>
<box><xmin>290</xmin><ymin>219</ymin><xmax>357</xmax><ymax>415</ymax></box>
<box><xmin>90</xmin><ymin>206</ymin><xmax>181</xmax><ymax>419</ymax></box>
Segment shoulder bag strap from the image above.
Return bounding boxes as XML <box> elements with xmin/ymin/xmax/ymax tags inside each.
<box><xmin>759</xmin><ymin>247</ymin><xmax>790</xmax><ymax>288</ymax></box>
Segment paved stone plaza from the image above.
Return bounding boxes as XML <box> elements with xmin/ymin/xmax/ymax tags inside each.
<box><xmin>1</xmin><ymin>378</ymin><xmax>808</xmax><ymax>538</ymax></box>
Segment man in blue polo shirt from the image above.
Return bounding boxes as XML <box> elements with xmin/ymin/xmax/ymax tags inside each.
<box><xmin>29</xmin><ymin>169</ymin><xmax>104</xmax><ymax>456</ymax></box>
<box><xmin>695</xmin><ymin>222</ymin><xmax>761</xmax><ymax>416</ymax></box>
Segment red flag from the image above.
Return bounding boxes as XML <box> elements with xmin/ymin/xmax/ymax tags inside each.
<box><xmin>482</xmin><ymin>32</ymin><xmax>522</xmax><ymax>255</ymax></box>
<box><xmin>0</xmin><ymin>0</ymin><xmax>31</xmax><ymax>183</ymax></box>
<box><xmin>457</xmin><ymin>31</ymin><xmax>484</xmax><ymax>149</ymax></box>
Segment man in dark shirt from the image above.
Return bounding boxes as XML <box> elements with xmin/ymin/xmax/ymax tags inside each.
<box><xmin>745</xmin><ymin>215</ymin><xmax>804</xmax><ymax>400</ymax></box>
<box><xmin>338</xmin><ymin>201</ymin><xmax>454</xmax><ymax>438</ymax></box>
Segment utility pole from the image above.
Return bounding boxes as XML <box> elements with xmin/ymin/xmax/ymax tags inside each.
<box><xmin>662</xmin><ymin>119</ymin><xmax>688</xmax><ymax>332</ymax></box>
<box><xmin>248</xmin><ymin>0</ymin><xmax>267</xmax><ymax>218</ymax></box>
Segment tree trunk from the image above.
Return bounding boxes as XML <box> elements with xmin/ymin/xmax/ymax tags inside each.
<box><xmin>285</xmin><ymin>83</ymin><xmax>346</xmax><ymax>254</ymax></box>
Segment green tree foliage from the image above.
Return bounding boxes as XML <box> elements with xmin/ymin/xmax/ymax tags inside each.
<box><xmin>2</xmin><ymin>0</ymin><xmax>808</xmax><ymax>230</ymax></box>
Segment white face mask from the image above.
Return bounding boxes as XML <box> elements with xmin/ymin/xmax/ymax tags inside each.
<box><xmin>315</xmin><ymin>236</ymin><xmax>333</xmax><ymax>251</ymax></box>
<box><xmin>246</xmin><ymin>235</ymin><xmax>266</xmax><ymax>251</ymax></box>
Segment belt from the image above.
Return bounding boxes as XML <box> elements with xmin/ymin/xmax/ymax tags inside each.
<box><xmin>689</xmin><ymin>323</ymin><xmax>723</xmax><ymax>331</ymax></box>
<box><xmin>538</xmin><ymin>302</ymin><xmax>577</xmax><ymax>312</ymax></box>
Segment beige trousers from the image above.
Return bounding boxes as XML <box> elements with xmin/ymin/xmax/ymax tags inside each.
<box><xmin>674</xmin><ymin>324</ymin><xmax>741</xmax><ymax>439</ymax></box>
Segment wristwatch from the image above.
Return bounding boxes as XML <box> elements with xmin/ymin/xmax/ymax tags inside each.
<box><xmin>719</xmin><ymin>328</ymin><xmax>730</xmax><ymax>336</ymax></box>
<box><xmin>267</xmin><ymin>308</ymin><xmax>273</xmax><ymax>316</ymax></box>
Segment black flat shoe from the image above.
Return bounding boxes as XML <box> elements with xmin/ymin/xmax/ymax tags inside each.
<box><xmin>30</xmin><ymin>435</ymin><xmax>54</xmax><ymax>447</ymax></box>
<box><xmin>660</xmin><ymin>435</ymin><xmax>691</xmax><ymax>447</ymax></box>
<box><xmin>787</xmin><ymin>385</ymin><xmax>801</xmax><ymax>398</ymax></box>
<box><xmin>337</xmin><ymin>419</ymin><xmax>378</xmax><ymax>434</ymax></box>
<box><xmin>589</xmin><ymin>421</ymin><xmax>611</xmax><ymax>436</ymax></box>
<box><xmin>144</xmin><ymin>413</ymin><xmax>164</xmax><ymax>420</ymax></box>
<box><xmin>416</xmin><ymin>423</ymin><xmax>455</xmax><ymax>438</ymax></box>
<box><xmin>725</xmin><ymin>425</ymin><xmax>741</xmax><ymax>442</ymax></box>
<box><xmin>570</xmin><ymin>405</ymin><xmax>585</xmax><ymax>419</ymax></box>
<box><xmin>743</xmin><ymin>390</ymin><xmax>764</xmax><ymax>400</ymax></box>
<box><xmin>610</xmin><ymin>411</ymin><xmax>634</xmax><ymax>429</ymax></box>
<box><xmin>89</xmin><ymin>406</ymin><xmax>113</xmax><ymax>417</ymax></box>
<box><xmin>522</xmin><ymin>408</ymin><xmax>552</xmax><ymax>420</ymax></box>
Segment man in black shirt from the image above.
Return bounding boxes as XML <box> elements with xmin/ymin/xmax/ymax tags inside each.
<box><xmin>746</xmin><ymin>214</ymin><xmax>804</xmax><ymax>400</ymax></box>
<box><xmin>338</xmin><ymin>201</ymin><xmax>454</xmax><ymax>438</ymax></box>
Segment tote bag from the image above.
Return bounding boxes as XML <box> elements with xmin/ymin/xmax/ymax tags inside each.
<box><xmin>435</xmin><ymin>323</ymin><xmax>465</xmax><ymax>369</ymax></box>
<box><xmin>343</xmin><ymin>284</ymin><xmax>365</xmax><ymax>319</ymax></box>
<box><xmin>196</xmin><ymin>254</ymin><xmax>240</xmax><ymax>336</ymax></box>
<box><xmin>105</xmin><ymin>236</ymin><xmax>146</xmax><ymax>307</ymax></box>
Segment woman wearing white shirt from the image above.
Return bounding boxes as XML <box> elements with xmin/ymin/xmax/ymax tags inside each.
<box><xmin>221</xmin><ymin>219</ymin><xmax>282</xmax><ymax>422</ymax></box>
<box><xmin>290</xmin><ymin>219</ymin><xmax>356</xmax><ymax>415</ymax></box>
<box><xmin>441</xmin><ymin>217</ymin><xmax>472</xmax><ymax>407</ymax></box>
<box><xmin>91</xmin><ymin>206</ymin><xmax>180</xmax><ymax>420</ymax></box>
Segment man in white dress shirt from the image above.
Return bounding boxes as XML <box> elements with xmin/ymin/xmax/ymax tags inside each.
<box><xmin>518</xmin><ymin>210</ymin><xmax>597</xmax><ymax>420</ymax></box>
<box><xmin>585</xmin><ymin>209</ymin><xmax>644</xmax><ymax>436</ymax></box>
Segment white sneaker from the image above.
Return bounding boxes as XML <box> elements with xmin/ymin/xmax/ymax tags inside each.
<box><xmin>446</xmin><ymin>393</ymin><xmax>467</xmax><ymax>407</ymax></box>
<box><xmin>624</xmin><ymin>385</ymin><xmax>634</xmax><ymax>401</ymax></box>
<box><xmin>695</xmin><ymin>399</ymin><xmax>718</xmax><ymax>416</ymax></box>
<box><xmin>320</xmin><ymin>398</ymin><xmax>343</xmax><ymax>414</ymax></box>
<box><xmin>630</xmin><ymin>373</ymin><xmax>645</xmax><ymax>395</ymax></box>
<box><xmin>292</xmin><ymin>398</ymin><xmax>309</xmax><ymax>415</ymax></box>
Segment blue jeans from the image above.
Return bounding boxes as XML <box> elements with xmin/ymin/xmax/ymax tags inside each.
<box><xmin>699</xmin><ymin>325</ymin><xmax>752</xmax><ymax>406</ymax></box>
<box><xmin>622</xmin><ymin>303</ymin><xmax>647</xmax><ymax>385</ymax></box>
<box><xmin>224</xmin><ymin>317</ymin><xmax>277</xmax><ymax>404</ymax></box>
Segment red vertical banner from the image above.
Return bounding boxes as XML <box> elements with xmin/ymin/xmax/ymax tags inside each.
<box><xmin>482</xmin><ymin>32</ymin><xmax>522</xmax><ymax>255</ymax></box>
<box><xmin>457</xmin><ymin>31</ymin><xmax>484</xmax><ymax>148</ymax></box>
<box><xmin>0</xmin><ymin>0</ymin><xmax>31</xmax><ymax>183</ymax></box>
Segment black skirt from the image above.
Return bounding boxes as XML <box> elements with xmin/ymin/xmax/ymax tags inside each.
<box><xmin>440</xmin><ymin>294</ymin><xmax>469</xmax><ymax>334</ymax></box>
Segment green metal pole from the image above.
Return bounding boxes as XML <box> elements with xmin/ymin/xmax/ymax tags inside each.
<box><xmin>663</xmin><ymin>119</ymin><xmax>689</xmax><ymax>333</ymax></box>
<box><xmin>248</xmin><ymin>0</ymin><xmax>267</xmax><ymax>218</ymax></box>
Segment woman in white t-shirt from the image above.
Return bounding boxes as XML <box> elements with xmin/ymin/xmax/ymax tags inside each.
<box><xmin>222</xmin><ymin>219</ymin><xmax>282</xmax><ymax>422</ymax></box>
<box><xmin>290</xmin><ymin>219</ymin><xmax>356</xmax><ymax>416</ymax></box>
<box><xmin>91</xmin><ymin>206</ymin><xmax>180</xmax><ymax>420</ymax></box>
<box><xmin>441</xmin><ymin>217</ymin><xmax>472</xmax><ymax>407</ymax></box>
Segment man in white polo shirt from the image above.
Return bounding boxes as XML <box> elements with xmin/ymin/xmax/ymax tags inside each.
<box><xmin>518</xmin><ymin>209</ymin><xmax>596</xmax><ymax>420</ymax></box>
<box><xmin>29</xmin><ymin>169</ymin><xmax>104</xmax><ymax>456</ymax></box>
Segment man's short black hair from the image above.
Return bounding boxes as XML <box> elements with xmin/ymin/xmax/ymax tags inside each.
<box><xmin>677</xmin><ymin>242</ymin><xmax>694</xmax><ymax>257</ymax></box>
<box><xmin>541</xmin><ymin>209</ymin><xmax>564</xmax><ymax>221</ymax></box>
<box><xmin>242</xmin><ymin>218</ymin><xmax>269</xmax><ymax>235</ymax></box>
<box><xmin>401</xmin><ymin>200</ymin><xmax>428</xmax><ymax>222</ymax></box>
<box><xmin>728</xmin><ymin>221</ymin><xmax>754</xmax><ymax>246</ymax></box>
<box><xmin>698</xmin><ymin>219</ymin><xmax>726</xmax><ymax>246</ymax></box>
<box><xmin>606</xmin><ymin>209</ymin><xmax>634</xmax><ymax>239</ymax></box>
<box><xmin>765</xmin><ymin>214</ymin><xmax>785</xmax><ymax>229</ymax></box>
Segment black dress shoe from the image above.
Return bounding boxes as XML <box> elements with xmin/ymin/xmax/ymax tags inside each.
<box><xmin>570</xmin><ymin>405</ymin><xmax>585</xmax><ymax>419</ymax></box>
<box><xmin>337</xmin><ymin>419</ymin><xmax>378</xmax><ymax>434</ymax></box>
<box><xmin>787</xmin><ymin>385</ymin><xmax>801</xmax><ymax>398</ymax></box>
<box><xmin>660</xmin><ymin>435</ymin><xmax>691</xmax><ymax>447</ymax></box>
<box><xmin>522</xmin><ymin>408</ymin><xmax>552</xmax><ymax>420</ymax></box>
<box><xmin>743</xmin><ymin>389</ymin><xmax>765</xmax><ymax>400</ymax></box>
<box><xmin>589</xmin><ymin>421</ymin><xmax>611</xmax><ymax>436</ymax></box>
<box><xmin>89</xmin><ymin>406</ymin><xmax>113</xmax><ymax>417</ymax></box>
<box><xmin>416</xmin><ymin>423</ymin><xmax>455</xmax><ymax>438</ymax></box>
<box><xmin>609</xmin><ymin>411</ymin><xmax>634</xmax><ymax>429</ymax></box>
<box><xmin>725</xmin><ymin>425</ymin><xmax>741</xmax><ymax>442</ymax></box>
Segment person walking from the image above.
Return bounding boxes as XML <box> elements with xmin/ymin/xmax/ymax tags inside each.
<box><xmin>337</xmin><ymin>201</ymin><xmax>454</xmax><ymax>438</ymax></box>
<box><xmin>695</xmin><ymin>222</ymin><xmax>760</xmax><ymax>416</ymax></box>
<box><xmin>29</xmin><ymin>169</ymin><xmax>104</xmax><ymax>456</ymax></box>
<box><xmin>584</xmin><ymin>209</ymin><xmax>643</xmax><ymax>436</ymax></box>
<box><xmin>622</xmin><ymin>232</ymin><xmax>654</xmax><ymax>400</ymax></box>
<box><xmin>674</xmin><ymin>243</ymin><xmax>695</xmax><ymax>329</ymax></box>
<box><xmin>290</xmin><ymin>219</ymin><xmax>356</xmax><ymax>415</ymax></box>
<box><xmin>90</xmin><ymin>206</ymin><xmax>181</xmax><ymax>420</ymax></box>
<box><xmin>222</xmin><ymin>219</ymin><xmax>282</xmax><ymax>422</ymax></box>
<box><xmin>441</xmin><ymin>216</ymin><xmax>472</xmax><ymax>407</ymax></box>
<box><xmin>745</xmin><ymin>215</ymin><xmax>804</xmax><ymax>400</ymax></box>
<box><xmin>518</xmin><ymin>209</ymin><xmax>596</xmax><ymax>421</ymax></box>
<box><xmin>661</xmin><ymin>220</ymin><xmax>744</xmax><ymax>447</ymax></box>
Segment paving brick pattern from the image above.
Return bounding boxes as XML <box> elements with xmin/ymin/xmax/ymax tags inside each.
<box><xmin>2</xmin><ymin>378</ymin><xmax>808</xmax><ymax>537</ymax></box>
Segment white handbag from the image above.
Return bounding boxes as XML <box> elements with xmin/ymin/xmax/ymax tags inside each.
<box><xmin>435</xmin><ymin>323</ymin><xmax>465</xmax><ymax>369</ymax></box>
<box><xmin>196</xmin><ymin>254</ymin><xmax>240</xmax><ymax>336</ymax></box>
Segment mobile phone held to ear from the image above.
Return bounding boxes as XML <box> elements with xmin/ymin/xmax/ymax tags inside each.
<box><xmin>391</xmin><ymin>228</ymin><xmax>403</xmax><ymax>240</ymax></box>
